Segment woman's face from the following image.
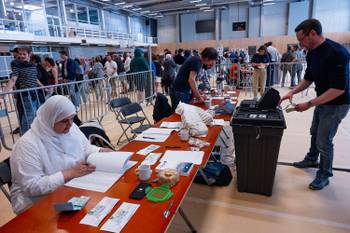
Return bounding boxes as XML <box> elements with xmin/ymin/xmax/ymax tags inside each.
<box><xmin>53</xmin><ymin>115</ymin><xmax>75</xmax><ymax>134</ymax></box>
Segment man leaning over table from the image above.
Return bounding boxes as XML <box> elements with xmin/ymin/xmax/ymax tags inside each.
<box><xmin>170</xmin><ymin>47</ymin><xmax>218</xmax><ymax>112</ymax></box>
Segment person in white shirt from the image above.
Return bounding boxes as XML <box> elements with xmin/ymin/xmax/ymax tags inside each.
<box><xmin>123</xmin><ymin>52</ymin><xmax>131</xmax><ymax>73</ymax></box>
<box><xmin>104</xmin><ymin>54</ymin><xmax>118</xmax><ymax>97</ymax></box>
<box><xmin>10</xmin><ymin>95</ymin><xmax>112</xmax><ymax>214</ymax></box>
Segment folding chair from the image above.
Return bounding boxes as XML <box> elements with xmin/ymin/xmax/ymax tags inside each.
<box><xmin>0</xmin><ymin>158</ymin><xmax>12</xmax><ymax>202</ymax></box>
<box><xmin>118</xmin><ymin>102</ymin><xmax>152</xmax><ymax>144</ymax></box>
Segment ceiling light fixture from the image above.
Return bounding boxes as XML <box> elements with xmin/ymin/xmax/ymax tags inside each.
<box><xmin>141</xmin><ymin>10</ymin><xmax>150</xmax><ymax>14</ymax></box>
<box><xmin>189</xmin><ymin>0</ymin><xmax>202</xmax><ymax>3</ymax></box>
<box><xmin>114</xmin><ymin>2</ymin><xmax>125</xmax><ymax>6</ymax></box>
<box><xmin>263</xmin><ymin>2</ymin><xmax>275</xmax><ymax>6</ymax></box>
<box><xmin>155</xmin><ymin>15</ymin><xmax>164</xmax><ymax>18</ymax></box>
<box><xmin>132</xmin><ymin>7</ymin><xmax>142</xmax><ymax>11</ymax></box>
<box><xmin>203</xmin><ymin>8</ymin><xmax>214</xmax><ymax>12</ymax></box>
<box><xmin>195</xmin><ymin>3</ymin><xmax>207</xmax><ymax>7</ymax></box>
<box><xmin>123</xmin><ymin>4</ymin><xmax>133</xmax><ymax>8</ymax></box>
<box><xmin>148</xmin><ymin>13</ymin><xmax>157</xmax><ymax>16</ymax></box>
<box><xmin>200</xmin><ymin>6</ymin><xmax>210</xmax><ymax>10</ymax></box>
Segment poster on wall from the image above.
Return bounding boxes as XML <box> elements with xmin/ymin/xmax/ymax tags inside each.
<box><xmin>232</xmin><ymin>22</ymin><xmax>246</xmax><ymax>31</ymax></box>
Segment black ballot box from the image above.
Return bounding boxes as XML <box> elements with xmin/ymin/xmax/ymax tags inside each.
<box><xmin>231</xmin><ymin>100</ymin><xmax>286</xmax><ymax>196</ymax></box>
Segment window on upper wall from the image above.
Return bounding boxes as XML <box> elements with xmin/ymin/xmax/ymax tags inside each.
<box><xmin>77</xmin><ymin>6</ymin><xmax>88</xmax><ymax>23</ymax></box>
<box><xmin>45</xmin><ymin>0</ymin><xmax>59</xmax><ymax>16</ymax></box>
<box><xmin>65</xmin><ymin>3</ymin><xmax>76</xmax><ymax>22</ymax></box>
<box><xmin>89</xmin><ymin>9</ymin><xmax>99</xmax><ymax>25</ymax></box>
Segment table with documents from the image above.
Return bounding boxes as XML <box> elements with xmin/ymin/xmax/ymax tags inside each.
<box><xmin>0</xmin><ymin>91</ymin><xmax>239</xmax><ymax>233</ymax></box>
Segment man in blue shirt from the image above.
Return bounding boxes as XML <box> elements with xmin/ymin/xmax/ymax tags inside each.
<box><xmin>280</xmin><ymin>19</ymin><xmax>350</xmax><ymax>190</ymax></box>
<box><xmin>170</xmin><ymin>47</ymin><xmax>218</xmax><ymax>111</ymax></box>
<box><xmin>251</xmin><ymin>45</ymin><xmax>270</xmax><ymax>99</ymax></box>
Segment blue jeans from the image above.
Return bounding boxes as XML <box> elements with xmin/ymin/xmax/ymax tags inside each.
<box><xmin>170</xmin><ymin>88</ymin><xmax>191</xmax><ymax>112</ymax></box>
<box><xmin>16</xmin><ymin>94</ymin><xmax>38</xmax><ymax>135</ymax></box>
<box><xmin>67</xmin><ymin>81</ymin><xmax>81</xmax><ymax>108</ymax></box>
<box><xmin>305</xmin><ymin>104</ymin><xmax>350</xmax><ymax>178</ymax></box>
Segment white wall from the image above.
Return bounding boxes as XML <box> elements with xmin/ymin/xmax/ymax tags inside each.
<box><xmin>314</xmin><ymin>0</ymin><xmax>350</xmax><ymax>32</ymax></box>
<box><xmin>180</xmin><ymin>12</ymin><xmax>215</xmax><ymax>42</ymax></box>
<box><xmin>158</xmin><ymin>15</ymin><xmax>177</xmax><ymax>43</ymax></box>
<box><xmin>131</xmin><ymin>17</ymin><xmax>149</xmax><ymax>36</ymax></box>
<box><xmin>262</xmin><ymin>3</ymin><xmax>288</xmax><ymax>36</ymax></box>
<box><xmin>69</xmin><ymin>46</ymin><xmax>108</xmax><ymax>58</ymax></box>
<box><xmin>248</xmin><ymin>6</ymin><xmax>260</xmax><ymax>38</ymax></box>
<box><xmin>221</xmin><ymin>3</ymin><xmax>249</xmax><ymax>39</ymax></box>
<box><xmin>288</xmin><ymin>1</ymin><xmax>310</xmax><ymax>35</ymax></box>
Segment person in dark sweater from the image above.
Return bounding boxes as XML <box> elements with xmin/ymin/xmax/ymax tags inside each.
<box><xmin>280</xmin><ymin>19</ymin><xmax>350</xmax><ymax>190</ymax></box>
<box><xmin>170</xmin><ymin>47</ymin><xmax>218</xmax><ymax>111</ymax></box>
<box><xmin>251</xmin><ymin>45</ymin><xmax>270</xmax><ymax>99</ymax></box>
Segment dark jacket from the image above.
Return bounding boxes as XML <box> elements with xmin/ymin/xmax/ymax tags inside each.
<box><xmin>130</xmin><ymin>48</ymin><xmax>148</xmax><ymax>73</ymax></box>
<box><xmin>62</xmin><ymin>58</ymin><xmax>76</xmax><ymax>81</ymax></box>
<box><xmin>153</xmin><ymin>93</ymin><xmax>172</xmax><ymax>122</ymax></box>
<box><xmin>163</xmin><ymin>58</ymin><xmax>177</xmax><ymax>80</ymax></box>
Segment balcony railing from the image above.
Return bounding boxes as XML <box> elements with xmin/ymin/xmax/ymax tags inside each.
<box><xmin>0</xmin><ymin>18</ymin><xmax>158</xmax><ymax>45</ymax></box>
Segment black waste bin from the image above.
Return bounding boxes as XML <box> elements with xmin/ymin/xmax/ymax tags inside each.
<box><xmin>231</xmin><ymin>103</ymin><xmax>286</xmax><ymax>196</ymax></box>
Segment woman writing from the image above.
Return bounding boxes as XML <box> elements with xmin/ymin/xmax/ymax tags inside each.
<box><xmin>10</xmin><ymin>95</ymin><xmax>112</xmax><ymax>214</ymax></box>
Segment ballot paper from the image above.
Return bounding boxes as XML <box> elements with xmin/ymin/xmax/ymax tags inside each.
<box><xmin>101</xmin><ymin>202</ymin><xmax>140</xmax><ymax>233</ymax></box>
<box><xmin>213</xmin><ymin>119</ymin><xmax>229</xmax><ymax>126</ymax></box>
<box><xmin>160</xmin><ymin>121</ymin><xmax>182</xmax><ymax>131</ymax></box>
<box><xmin>140</xmin><ymin>153</ymin><xmax>162</xmax><ymax>166</ymax></box>
<box><xmin>65</xmin><ymin>152</ymin><xmax>137</xmax><ymax>192</ymax></box>
<box><xmin>134</xmin><ymin>128</ymin><xmax>174</xmax><ymax>142</ymax></box>
<box><xmin>80</xmin><ymin>197</ymin><xmax>119</xmax><ymax>227</ymax></box>
<box><xmin>136</xmin><ymin>144</ymin><xmax>160</xmax><ymax>156</ymax></box>
<box><xmin>156</xmin><ymin>150</ymin><xmax>204</xmax><ymax>172</ymax></box>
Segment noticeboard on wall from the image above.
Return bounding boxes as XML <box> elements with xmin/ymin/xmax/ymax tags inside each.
<box><xmin>232</xmin><ymin>22</ymin><xmax>246</xmax><ymax>31</ymax></box>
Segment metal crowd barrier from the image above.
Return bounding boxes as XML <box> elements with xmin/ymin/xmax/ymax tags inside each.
<box><xmin>212</xmin><ymin>61</ymin><xmax>307</xmax><ymax>96</ymax></box>
<box><xmin>0</xmin><ymin>70</ymin><xmax>153</xmax><ymax>151</ymax></box>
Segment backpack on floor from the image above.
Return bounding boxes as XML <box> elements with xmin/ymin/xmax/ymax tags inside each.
<box><xmin>194</xmin><ymin>161</ymin><xmax>233</xmax><ymax>186</ymax></box>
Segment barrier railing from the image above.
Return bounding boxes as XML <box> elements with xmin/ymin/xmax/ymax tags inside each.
<box><xmin>212</xmin><ymin>61</ymin><xmax>307</xmax><ymax>96</ymax></box>
<box><xmin>0</xmin><ymin>70</ymin><xmax>154</xmax><ymax>151</ymax></box>
<box><xmin>0</xmin><ymin>18</ymin><xmax>158</xmax><ymax>45</ymax></box>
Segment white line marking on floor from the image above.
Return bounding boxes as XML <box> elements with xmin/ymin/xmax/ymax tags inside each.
<box><xmin>186</xmin><ymin>197</ymin><xmax>350</xmax><ymax>230</ymax></box>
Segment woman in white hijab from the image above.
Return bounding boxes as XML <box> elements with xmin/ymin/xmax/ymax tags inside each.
<box><xmin>10</xmin><ymin>95</ymin><xmax>112</xmax><ymax>214</ymax></box>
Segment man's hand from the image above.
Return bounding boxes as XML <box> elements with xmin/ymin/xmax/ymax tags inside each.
<box><xmin>295</xmin><ymin>102</ymin><xmax>311</xmax><ymax>112</ymax></box>
<box><xmin>279</xmin><ymin>91</ymin><xmax>294</xmax><ymax>105</ymax></box>
<box><xmin>99</xmin><ymin>147</ymin><xmax>114</xmax><ymax>152</ymax></box>
<box><xmin>63</xmin><ymin>161</ymin><xmax>96</xmax><ymax>182</ymax></box>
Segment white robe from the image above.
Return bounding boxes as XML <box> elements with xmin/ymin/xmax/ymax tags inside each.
<box><xmin>9</xmin><ymin>95</ymin><xmax>100</xmax><ymax>214</ymax></box>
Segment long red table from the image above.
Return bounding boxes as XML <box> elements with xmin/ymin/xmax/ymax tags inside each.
<box><xmin>0</xmin><ymin>93</ymin><xmax>238</xmax><ymax>233</ymax></box>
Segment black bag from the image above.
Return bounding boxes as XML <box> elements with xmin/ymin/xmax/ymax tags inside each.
<box><xmin>257</xmin><ymin>88</ymin><xmax>280</xmax><ymax>110</ymax></box>
<box><xmin>194</xmin><ymin>162</ymin><xmax>233</xmax><ymax>186</ymax></box>
<box><xmin>79</xmin><ymin>121</ymin><xmax>114</xmax><ymax>150</ymax></box>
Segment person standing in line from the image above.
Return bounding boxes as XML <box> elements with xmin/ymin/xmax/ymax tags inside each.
<box><xmin>280</xmin><ymin>19</ymin><xmax>350</xmax><ymax>190</ymax></box>
<box><xmin>59</xmin><ymin>51</ymin><xmax>81</xmax><ymax>110</ymax></box>
<box><xmin>1</xmin><ymin>47</ymin><xmax>40</xmax><ymax>134</ymax></box>
<box><xmin>44</xmin><ymin>57</ymin><xmax>58</xmax><ymax>98</ymax></box>
<box><xmin>130</xmin><ymin>48</ymin><xmax>149</xmax><ymax>103</ymax></box>
<box><xmin>290</xmin><ymin>44</ymin><xmax>305</xmax><ymax>88</ymax></box>
<box><xmin>251</xmin><ymin>45</ymin><xmax>270</xmax><ymax>99</ymax></box>
<box><xmin>104</xmin><ymin>54</ymin><xmax>118</xmax><ymax>97</ymax></box>
<box><xmin>162</xmin><ymin>53</ymin><xmax>177</xmax><ymax>95</ymax></box>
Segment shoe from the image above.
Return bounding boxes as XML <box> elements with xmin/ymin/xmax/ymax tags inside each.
<box><xmin>309</xmin><ymin>177</ymin><xmax>329</xmax><ymax>190</ymax></box>
<box><xmin>293</xmin><ymin>159</ymin><xmax>319</xmax><ymax>168</ymax></box>
<box><xmin>11</xmin><ymin>127</ymin><xmax>20</xmax><ymax>134</ymax></box>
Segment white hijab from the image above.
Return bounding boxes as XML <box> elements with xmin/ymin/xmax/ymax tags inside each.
<box><xmin>30</xmin><ymin>95</ymin><xmax>83</xmax><ymax>174</ymax></box>
<box><xmin>165</xmin><ymin>54</ymin><xmax>172</xmax><ymax>60</ymax></box>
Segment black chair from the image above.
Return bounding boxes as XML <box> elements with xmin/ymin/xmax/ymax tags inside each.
<box><xmin>0</xmin><ymin>158</ymin><xmax>12</xmax><ymax>202</ymax></box>
<box><xmin>118</xmin><ymin>102</ymin><xmax>152</xmax><ymax>144</ymax></box>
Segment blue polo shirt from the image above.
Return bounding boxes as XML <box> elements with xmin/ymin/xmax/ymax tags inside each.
<box><xmin>304</xmin><ymin>39</ymin><xmax>350</xmax><ymax>105</ymax></box>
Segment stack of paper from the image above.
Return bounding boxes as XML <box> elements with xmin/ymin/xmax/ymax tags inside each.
<box><xmin>134</xmin><ymin>128</ymin><xmax>174</xmax><ymax>142</ymax></box>
<box><xmin>156</xmin><ymin>150</ymin><xmax>204</xmax><ymax>171</ymax></box>
<box><xmin>65</xmin><ymin>152</ymin><xmax>136</xmax><ymax>192</ymax></box>
<box><xmin>160</xmin><ymin>121</ymin><xmax>182</xmax><ymax>131</ymax></box>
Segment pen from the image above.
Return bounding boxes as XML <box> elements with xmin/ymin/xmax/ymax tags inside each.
<box><xmin>142</xmin><ymin>136</ymin><xmax>156</xmax><ymax>140</ymax></box>
<box><xmin>165</xmin><ymin>146</ymin><xmax>181</xmax><ymax>148</ymax></box>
